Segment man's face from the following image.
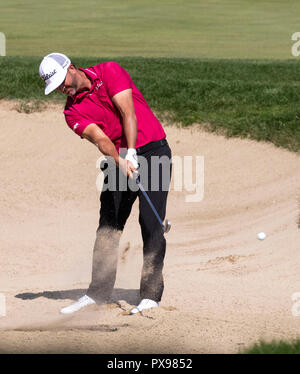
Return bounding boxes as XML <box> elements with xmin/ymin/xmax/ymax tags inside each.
<box><xmin>56</xmin><ymin>65</ymin><xmax>77</xmax><ymax>97</ymax></box>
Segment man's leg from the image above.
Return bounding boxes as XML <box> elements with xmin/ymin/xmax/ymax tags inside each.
<box><xmin>138</xmin><ymin>144</ymin><xmax>172</xmax><ymax>303</ymax></box>
<box><xmin>61</xmin><ymin>165</ymin><xmax>137</xmax><ymax>314</ymax></box>
<box><xmin>86</xmin><ymin>171</ymin><xmax>138</xmax><ymax>304</ymax></box>
<box><xmin>139</xmin><ymin>192</ymin><xmax>169</xmax><ymax>302</ymax></box>
<box><xmin>86</xmin><ymin>226</ymin><xmax>122</xmax><ymax>304</ymax></box>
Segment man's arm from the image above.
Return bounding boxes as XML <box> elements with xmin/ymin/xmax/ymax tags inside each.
<box><xmin>82</xmin><ymin>123</ymin><xmax>135</xmax><ymax>178</ymax></box>
<box><xmin>82</xmin><ymin>123</ymin><xmax>119</xmax><ymax>161</ymax></box>
<box><xmin>111</xmin><ymin>88</ymin><xmax>137</xmax><ymax>149</ymax></box>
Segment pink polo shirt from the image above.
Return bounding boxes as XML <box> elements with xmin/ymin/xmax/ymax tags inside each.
<box><xmin>64</xmin><ymin>62</ymin><xmax>166</xmax><ymax>152</ymax></box>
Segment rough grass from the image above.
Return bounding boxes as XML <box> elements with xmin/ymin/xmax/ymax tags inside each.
<box><xmin>1</xmin><ymin>56</ymin><xmax>300</xmax><ymax>152</ymax></box>
<box><xmin>243</xmin><ymin>339</ymin><xmax>300</xmax><ymax>354</ymax></box>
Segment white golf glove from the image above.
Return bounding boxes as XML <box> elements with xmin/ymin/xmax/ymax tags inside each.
<box><xmin>125</xmin><ymin>148</ymin><xmax>139</xmax><ymax>170</ymax></box>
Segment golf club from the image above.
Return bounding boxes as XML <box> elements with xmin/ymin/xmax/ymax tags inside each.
<box><xmin>133</xmin><ymin>172</ymin><xmax>171</xmax><ymax>233</ymax></box>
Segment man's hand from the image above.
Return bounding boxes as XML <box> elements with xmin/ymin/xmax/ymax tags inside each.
<box><xmin>125</xmin><ymin>148</ymin><xmax>139</xmax><ymax>168</ymax></box>
<box><xmin>125</xmin><ymin>148</ymin><xmax>139</xmax><ymax>179</ymax></box>
<box><xmin>119</xmin><ymin>157</ymin><xmax>137</xmax><ymax>179</ymax></box>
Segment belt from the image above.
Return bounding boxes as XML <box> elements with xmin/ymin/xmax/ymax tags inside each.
<box><xmin>136</xmin><ymin>138</ymin><xmax>168</xmax><ymax>155</ymax></box>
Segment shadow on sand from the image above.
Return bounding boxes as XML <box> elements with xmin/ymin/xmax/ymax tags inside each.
<box><xmin>15</xmin><ymin>288</ymin><xmax>140</xmax><ymax>305</ymax></box>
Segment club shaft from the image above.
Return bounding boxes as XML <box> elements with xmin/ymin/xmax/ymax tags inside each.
<box><xmin>136</xmin><ymin>180</ymin><xmax>165</xmax><ymax>230</ymax></box>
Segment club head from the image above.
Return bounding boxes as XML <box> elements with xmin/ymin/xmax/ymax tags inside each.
<box><xmin>164</xmin><ymin>219</ymin><xmax>171</xmax><ymax>233</ymax></box>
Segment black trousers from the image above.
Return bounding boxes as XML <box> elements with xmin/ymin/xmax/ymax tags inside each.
<box><xmin>86</xmin><ymin>139</ymin><xmax>172</xmax><ymax>304</ymax></box>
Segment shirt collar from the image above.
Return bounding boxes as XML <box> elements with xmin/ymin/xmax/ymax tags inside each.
<box><xmin>72</xmin><ymin>68</ymin><xmax>100</xmax><ymax>103</ymax></box>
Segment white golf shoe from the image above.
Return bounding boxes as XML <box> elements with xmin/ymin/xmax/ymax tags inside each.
<box><xmin>130</xmin><ymin>299</ymin><xmax>159</xmax><ymax>314</ymax></box>
<box><xmin>60</xmin><ymin>295</ymin><xmax>95</xmax><ymax>314</ymax></box>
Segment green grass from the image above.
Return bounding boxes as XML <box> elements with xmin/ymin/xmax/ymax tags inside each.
<box><xmin>243</xmin><ymin>339</ymin><xmax>300</xmax><ymax>354</ymax></box>
<box><xmin>1</xmin><ymin>56</ymin><xmax>300</xmax><ymax>152</ymax></box>
<box><xmin>0</xmin><ymin>0</ymin><xmax>299</xmax><ymax>59</ymax></box>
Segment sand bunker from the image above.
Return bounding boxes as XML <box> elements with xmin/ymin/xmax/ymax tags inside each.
<box><xmin>0</xmin><ymin>101</ymin><xmax>299</xmax><ymax>353</ymax></box>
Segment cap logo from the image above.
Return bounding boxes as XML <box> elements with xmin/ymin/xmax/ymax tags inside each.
<box><xmin>41</xmin><ymin>69</ymin><xmax>57</xmax><ymax>81</ymax></box>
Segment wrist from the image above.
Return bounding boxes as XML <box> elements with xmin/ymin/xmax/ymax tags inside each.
<box><xmin>127</xmin><ymin>148</ymin><xmax>136</xmax><ymax>156</ymax></box>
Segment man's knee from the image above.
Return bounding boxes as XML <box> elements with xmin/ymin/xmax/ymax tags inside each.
<box><xmin>96</xmin><ymin>225</ymin><xmax>122</xmax><ymax>242</ymax></box>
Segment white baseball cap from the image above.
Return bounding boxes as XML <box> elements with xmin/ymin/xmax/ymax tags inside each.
<box><xmin>39</xmin><ymin>52</ymin><xmax>71</xmax><ymax>95</ymax></box>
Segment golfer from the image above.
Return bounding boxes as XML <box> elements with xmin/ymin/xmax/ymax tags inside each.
<box><xmin>39</xmin><ymin>53</ymin><xmax>172</xmax><ymax>314</ymax></box>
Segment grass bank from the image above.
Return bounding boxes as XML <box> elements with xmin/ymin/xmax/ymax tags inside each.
<box><xmin>243</xmin><ymin>339</ymin><xmax>300</xmax><ymax>354</ymax></box>
<box><xmin>1</xmin><ymin>56</ymin><xmax>300</xmax><ymax>152</ymax></box>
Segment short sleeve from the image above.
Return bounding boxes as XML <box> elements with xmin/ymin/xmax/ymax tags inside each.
<box><xmin>64</xmin><ymin>113</ymin><xmax>92</xmax><ymax>138</ymax></box>
<box><xmin>102</xmin><ymin>62</ymin><xmax>132</xmax><ymax>98</ymax></box>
